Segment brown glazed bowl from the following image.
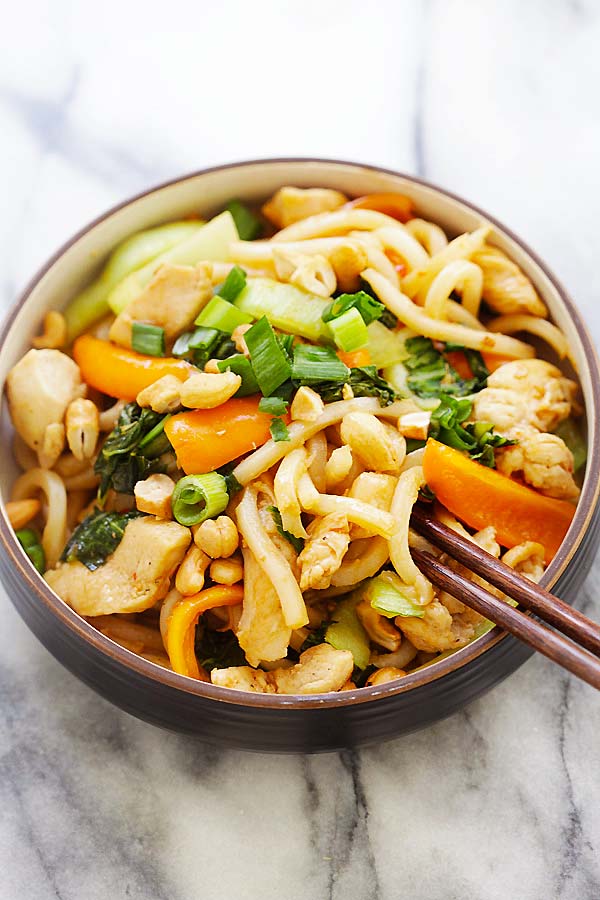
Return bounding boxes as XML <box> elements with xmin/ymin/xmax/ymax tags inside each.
<box><xmin>1</xmin><ymin>159</ymin><xmax>599</xmax><ymax>753</ymax></box>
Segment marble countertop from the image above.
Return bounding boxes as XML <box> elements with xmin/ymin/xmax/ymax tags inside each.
<box><xmin>2</xmin><ymin>2</ymin><xmax>600</xmax><ymax>898</ymax></box>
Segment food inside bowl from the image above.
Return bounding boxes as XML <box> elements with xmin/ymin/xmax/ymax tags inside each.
<box><xmin>3</xmin><ymin>186</ymin><xmax>585</xmax><ymax>694</ymax></box>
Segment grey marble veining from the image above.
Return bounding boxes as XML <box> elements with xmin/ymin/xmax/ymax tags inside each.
<box><xmin>1</xmin><ymin>2</ymin><xmax>600</xmax><ymax>898</ymax></box>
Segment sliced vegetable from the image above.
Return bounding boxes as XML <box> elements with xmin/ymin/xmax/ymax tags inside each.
<box><xmin>107</xmin><ymin>211</ymin><xmax>238</xmax><ymax>314</ymax></box>
<box><xmin>73</xmin><ymin>335</ymin><xmax>193</xmax><ymax>401</ymax></box>
<box><xmin>195</xmin><ymin>295</ymin><xmax>254</xmax><ymax>334</ymax></box>
<box><xmin>337</xmin><ymin>347</ymin><xmax>371</xmax><ymax>368</ymax></box>
<box><xmin>328</xmin><ymin>307</ymin><xmax>369</xmax><ymax>352</ymax></box>
<box><xmin>258</xmin><ymin>396</ymin><xmax>289</xmax><ymax>416</ymax></box>
<box><xmin>244</xmin><ymin>316</ymin><xmax>292</xmax><ymax>396</ymax></box>
<box><xmin>165</xmin><ymin>398</ymin><xmax>275</xmax><ymax>474</ymax></box>
<box><xmin>313</xmin><ymin>366</ymin><xmax>396</xmax><ymax>406</ymax></box>
<box><xmin>195</xmin><ymin>627</ymin><xmax>246</xmax><ymax>672</ymax></box>
<box><xmin>403</xmin><ymin>336</ymin><xmax>488</xmax><ymax>398</ymax></box>
<box><xmin>131</xmin><ymin>322</ymin><xmax>166</xmax><ymax>357</ymax></box>
<box><xmin>64</xmin><ymin>221</ymin><xmax>203</xmax><ymax>340</ymax></box>
<box><xmin>217</xmin><ymin>354</ymin><xmax>260</xmax><ymax>397</ymax></box>
<box><xmin>325</xmin><ymin>593</ymin><xmax>371</xmax><ymax>669</ymax></box>
<box><xmin>429</xmin><ymin>395</ymin><xmax>512</xmax><ymax>467</ymax></box>
<box><xmin>166</xmin><ymin>585</ymin><xmax>244</xmax><ymax>678</ymax></box>
<box><xmin>291</xmin><ymin>344</ymin><xmax>350</xmax><ymax>385</ymax></box>
<box><xmin>94</xmin><ymin>402</ymin><xmax>170</xmax><ymax>501</ymax></box>
<box><xmin>364</xmin><ymin>570</ymin><xmax>425</xmax><ymax>618</ymax></box>
<box><xmin>322</xmin><ymin>290</ymin><xmax>384</xmax><ymax>326</ymax></box>
<box><xmin>268</xmin><ymin>506</ymin><xmax>305</xmax><ymax>553</ymax></box>
<box><xmin>553</xmin><ymin>418</ymin><xmax>587</xmax><ymax>473</ymax></box>
<box><xmin>366</xmin><ymin>320</ymin><xmax>408</xmax><ymax>368</ymax></box>
<box><xmin>61</xmin><ymin>510</ymin><xmax>142</xmax><ymax>571</ymax></box>
<box><xmin>234</xmin><ymin>277</ymin><xmax>329</xmax><ymax>341</ymax></box>
<box><xmin>216</xmin><ymin>265</ymin><xmax>247</xmax><ymax>302</ymax></box>
<box><xmin>269</xmin><ymin>417</ymin><xmax>290</xmax><ymax>442</ymax></box>
<box><xmin>422</xmin><ymin>438</ymin><xmax>576</xmax><ymax>563</ymax></box>
<box><xmin>226</xmin><ymin>200</ymin><xmax>263</xmax><ymax>241</ymax></box>
<box><xmin>16</xmin><ymin>527</ymin><xmax>46</xmax><ymax>573</ymax></box>
<box><xmin>344</xmin><ymin>192</ymin><xmax>414</xmax><ymax>222</ymax></box>
<box><xmin>171</xmin><ymin>473</ymin><xmax>229</xmax><ymax>526</ymax></box>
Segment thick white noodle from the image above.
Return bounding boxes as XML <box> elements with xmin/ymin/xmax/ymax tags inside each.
<box><xmin>12</xmin><ymin>468</ymin><xmax>67</xmax><ymax>568</ymax></box>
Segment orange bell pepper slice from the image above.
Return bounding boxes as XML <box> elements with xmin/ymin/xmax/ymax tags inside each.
<box><xmin>344</xmin><ymin>192</ymin><xmax>414</xmax><ymax>223</ymax></box>
<box><xmin>444</xmin><ymin>349</ymin><xmax>474</xmax><ymax>381</ymax></box>
<box><xmin>73</xmin><ymin>334</ymin><xmax>194</xmax><ymax>400</ymax></box>
<box><xmin>337</xmin><ymin>347</ymin><xmax>372</xmax><ymax>368</ymax></box>
<box><xmin>165</xmin><ymin>397</ymin><xmax>276</xmax><ymax>474</ymax></box>
<box><xmin>481</xmin><ymin>351</ymin><xmax>515</xmax><ymax>373</ymax></box>
<box><xmin>166</xmin><ymin>584</ymin><xmax>244</xmax><ymax>678</ymax></box>
<box><xmin>422</xmin><ymin>438</ymin><xmax>575</xmax><ymax>563</ymax></box>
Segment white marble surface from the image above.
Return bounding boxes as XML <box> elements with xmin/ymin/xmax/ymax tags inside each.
<box><xmin>1</xmin><ymin>2</ymin><xmax>600</xmax><ymax>898</ymax></box>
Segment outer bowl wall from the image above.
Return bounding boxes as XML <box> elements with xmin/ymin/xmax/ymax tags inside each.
<box><xmin>1</xmin><ymin>159</ymin><xmax>599</xmax><ymax>752</ymax></box>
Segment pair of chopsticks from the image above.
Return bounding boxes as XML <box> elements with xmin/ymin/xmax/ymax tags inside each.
<box><xmin>410</xmin><ymin>505</ymin><xmax>600</xmax><ymax>690</ymax></box>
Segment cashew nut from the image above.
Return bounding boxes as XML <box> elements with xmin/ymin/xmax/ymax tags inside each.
<box><xmin>193</xmin><ymin>515</ymin><xmax>239</xmax><ymax>558</ymax></box>
<box><xmin>210</xmin><ymin>554</ymin><xmax>244</xmax><ymax>585</ymax></box>
<box><xmin>180</xmin><ymin>371</ymin><xmax>241</xmax><ymax>409</ymax></box>
<box><xmin>66</xmin><ymin>398</ymin><xmax>99</xmax><ymax>461</ymax></box>
<box><xmin>32</xmin><ymin>311</ymin><xmax>67</xmax><ymax>349</ymax></box>
<box><xmin>366</xmin><ymin>667</ymin><xmax>407</xmax><ymax>686</ymax></box>
<box><xmin>136</xmin><ymin>375</ymin><xmax>183</xmax><ymax>413</ymax></box>
<box><xmin>290</xmin><ymin>386</ymin><xmax>325</xmax><ymax>423</ymax></box>
<box><xmin>175</xmin><ymin>545</ymin><xmax>211</xmax><ymax>596</ymax></box>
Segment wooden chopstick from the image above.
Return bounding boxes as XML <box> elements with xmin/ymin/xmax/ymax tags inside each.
<box><xmin>410</xmin><ymin>505</ymin><xmax>600</xmax><ymax>658</ymax></box>
<box><xmin>409</xmin><ymin>507</ymin><xmax>600</xmax><ymax>691</ymax></box>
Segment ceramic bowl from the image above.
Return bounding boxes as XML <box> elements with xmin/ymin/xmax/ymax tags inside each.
<box><xmin>1</xmin><ymin>159</ymin><xmax>599</xmax><ymax>752</ymax></box>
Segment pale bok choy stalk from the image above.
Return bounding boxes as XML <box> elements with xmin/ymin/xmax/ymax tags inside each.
<box><xmin>64</xmin><ymin>220</ymin><xmax>204</xmax><ymax>340</ymax></box>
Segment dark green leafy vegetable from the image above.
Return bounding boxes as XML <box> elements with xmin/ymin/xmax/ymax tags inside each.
<box><xmin>217</xmin><ymin>462</ymin><xmax>243</xmax><ymax>497</ymax></box>
<box><xmin>322</xmin><ymin>290</ymin><xmax>385</xmax><ymax>326</ymax></box>
<box><xmin>378</xmin><ymin>307</ymin><xmax>399</xmax><ymax>330</ymax></box>
<box><xmin>16</xmin><ymin>528</ymin><xmax>46</xmax><ymax>573</ymax></box>
<box><xmin>216</xmin><ymin>265</ymin><xmax>247</xmax><ymax>302</ymax></box>
<box><xmin>94</xmin><ymin>403</ymin><xmax>171</xmax><ymax>502</ymax></box>
<box><xmin>226</xmin><ymin>199</ymin><xmax>263</xmax><ymax>241</ymax></box>
<box><xmin>314</xmin><ymin>366</ymin><xmax>397</xmax><ymax>406</ymax></box>
<box><xmin>268</xmin><ymin>506</ymin><xmax>305</xmax><ymax>553</ymax></box>
<box><xmin>404</xmin><ymin>337</ymin><xmax>488</xmax><ymax>398</ymax></box>
<box><xmin>429</xmin><ymin>395</ymin><xmax>513</xmax><ymax>467</ymax></box>
<box><xmin>194</xmin><ymin>626</ymin><xmax>246</xmax><ymax>671</ymax></box>
<box><xmin>131</xmin><ymin>322</ymin><xmax>166</xmax><ymax>357</ymax></box>
<box><xmin>299</xmin><ymin>620</ymin><xmax>329</xmax><ymax>653</ymax></box>
<box><xmin>61</xmin><ymin>510</ymin><xmax>142</xmax><ymax>571</ymax></box>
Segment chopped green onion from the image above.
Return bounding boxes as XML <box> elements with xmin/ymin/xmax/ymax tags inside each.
<box><xmin>291</xmin><ymin>344</ymin><xmax>350</xmax><ymax>385</ymax></box>
<box><xmin>217</xmin><ymin>265</ymin><xmax>247</xmax><ymax>302</ymax></box>
<box><xmin>131</xmin><ymin>322</ymin><xmax>166</xmax><ymax>357</ymax></box>
<box><xmin>325</xmin><ymin>594</ymin><xmax>371</xmax><ymax>669</ymax></box>
<box><xmin>269</xmin><ymin>417</ymin><xmax>290</xmax><ymax>442</ymax></box>
<box><xmin>171</xmin><ymin>473</ymin><xmax>229</xmax><ymax>526</ymax></box>
<box><xmin>16</xmin><ymin>528</ymin><xmax>46</xmax><ymax>574</ymax></box>
<box><xmin>268</xmin><ymin>506</ymin><xmax>304</xmax><ymax>553</ymax></box>
<box><xmin>195</xmin><ymin>296</ymin><xmax>254</xmax><ymax>334</ymax></box>
<box><xmin>322</xmin><ymin>290</ymin><xmax>384</xmax><ymax>326</ymax></box>
<box><xmin>173</xmin><ymin>327</ymin><xmax>219</xmax><ymax>359</ymax></box>
<box><xmin>327</xmin><ymin>307</ymin><xmax>369</xmax><ymax>352</ymax></box>
<box><xmin>226</xmin><ymin>200</ymin><xmax>263</xmax><ymax>241</ymax></box>
<box><xmin>244</xmin><ymin>316</ymin><xmax>292</xmax><ymax>396</ymax></box>
<box><xmin>217</xmin><ymin>354</ymin><xmax>260</xmax><ymax>396</ymax></box>
<box><xmin>364</xmin><ymin>571</ymin><xmax>426</xmax><ymax>618</ymax></box>
<box><xmin>258</xmin><ymin>396</ymin><xmax>289</xmax><ymax>416</ymax></box>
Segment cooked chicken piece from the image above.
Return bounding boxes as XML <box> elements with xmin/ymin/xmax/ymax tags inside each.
<box><xmin>341</xmin><ymin>411</ymin><xmax>405</xmax><ymax>474</ymax></box>
<box><xmin>211</xmin><ymin>643</ymin><xmax>354</xmax><ymax>694</ymax></box>
<box><xmin>472</xmin><ymin>245</ymin><xmax>547</xmax><ymax>317</ymax></box>
<box><xmin>356</xmin><ymin>598</ymin><xmax>402</xmax><ymax>651</ymax></box>
<box><xmin>109</xmin><ymin>262</ymin><xmax>213</xmax><ymax>348</ymax></box>
<box><xmin>236</xmin><ymin>548</ymin><xmax>292</xmax><ymax>667</ymax></box>
<box><xmin>496</xmin><ymin>431</ymin><xmax>579</xmax><ymax>500</ymax></box>
<box><xmin>472</xmin><ymin>359</ymin><xmax>576</xmax><ymax>435</ymax></box>
<box><xmin>297</xmin><ymin>512</ymin><xmax>350</xmax><ymax>590</ymax></box>
<box><xmin>45</xmin><ymin>516</ymin><xmax>190</xmax><ymax>616</ymax></box>
<box><xmin>502</xmin><ymin>541</ymin><xmax>545</xmax><ymax>583</ymax></box>
<box><xmin>396</xmin><ymin>597</ymin><xmax>475</xmax><ymax>652</ymax></box>
<box><xmin>6</xmin><ymin>349</ymin><xmax>84</xmax><ymax>463</ymax></box>
<box><xmin>262</xmin><ymin>186</ymin><xmax>348</xmax><ymax>229</ymax></box>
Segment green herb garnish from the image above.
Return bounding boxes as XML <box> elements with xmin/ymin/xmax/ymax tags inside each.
<box><xmin>268</xmin><ymin>506</ymin><xmax>305</xmax><ymax>553</ymax></box>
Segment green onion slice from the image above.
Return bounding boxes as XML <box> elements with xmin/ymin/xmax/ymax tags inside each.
<box><xmin>171</xmin><ymin>473</ymin><xmax>229</xmax><ymax>526</ymax></box>
<box><xmin>131</xmin><ymin>322</ymin><xmax>166</xmax><ymax>357</ymax></box>
<box><xmin>217</xmin><ymin>265</ymin><xmax>247</xmax><ymax>302</ymax></box>
<box><xmin>327</xmin><ymin>307</ymin><xmax>369</xmax><ymax>352</ymax></box>
<box><xmin>244</xmin><ymin>316</ymin><xmax>292</xmax><ymax>396</ymax></box>
<box><xmin>258</xmin><ymin>396</ymin><xmax>289</xmax><ymax>416</ymax></box>
<box><xmin>217</xmin><ymin>354</ymin><xmax>260</xmax><ymax>397</ymax></box>
<box><xmin>291</xmin><ymin>344</ymin><xmax>350</xmax><ymax>385</ymax></box>
<box><xmin>195</xmin><ymin>296</ymin><xmax>254</xmax><ymax>334</ymax></box>
<box><xmin>16</xmin><ymin>528</ymin><xmax>46</xmax><ymax>574</ymax></box>
<box><xmin>322</xmin><ymin>290</ymin><xmax>384</xmax><ymax>326</ymax></box>
<box><xmin>269</xmin><ymin>417</ymin><xmax>290</xmax><ymax>442</ymax></box>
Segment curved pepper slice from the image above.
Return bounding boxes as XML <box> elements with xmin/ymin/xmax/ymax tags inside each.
<box><xmin>344</xmin><ymin>192</ymin><xmax>414</xmax><ymax>223</ymax></box>
<box><xmin>166</xmin><ymin>584</ymin><xmax>244</xmax><ymax>678</ymax></box>
<box><xmin>422</xmin><ymin>438</ymin><xmax>575</xmax><ymax>563</ymax></box>
<box><xmin>73</xmin><ymin>334</ymin><xmax>193</xmax><ymax>400</ymax></box>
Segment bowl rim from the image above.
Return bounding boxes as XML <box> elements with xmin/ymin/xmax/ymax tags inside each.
<box><xmin>1</xmin><ymin>156</ymin><xmax>599</xmax><ymax>710</ymax></box>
